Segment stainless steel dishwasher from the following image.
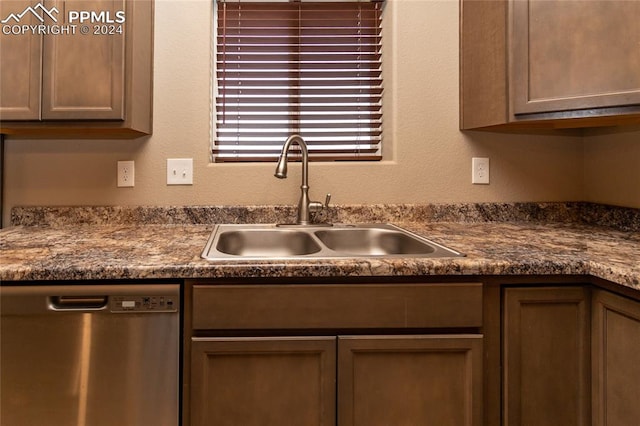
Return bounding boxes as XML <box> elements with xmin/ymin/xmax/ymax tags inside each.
<box><xmin>0</xmin><ymin>283</ymin><xmax>180</xmax><ymax>426</ymax></box>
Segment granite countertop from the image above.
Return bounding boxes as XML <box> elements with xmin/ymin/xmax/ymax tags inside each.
<box><xmin>1</xmin><ymin>204</ymin><xmax>639</xmax><ymax>291</ymax></box>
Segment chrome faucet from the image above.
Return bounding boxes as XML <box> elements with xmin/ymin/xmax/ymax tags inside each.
<box><xmin>274</xmin><ymin>134</ymin><xmax>330</xmax><ymax>225</ymax></box>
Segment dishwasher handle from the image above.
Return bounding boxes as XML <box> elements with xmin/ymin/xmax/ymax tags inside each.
<box><xmin>49</xmin><ymin>295</ymin><xmax>108</xmax><ymax>310</ymax></box>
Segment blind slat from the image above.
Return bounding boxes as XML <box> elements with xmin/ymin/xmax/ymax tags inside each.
<box><xmin>214</xmin><ymin>0</ymin><xmax>383</xmax><ymax>162</ymax></box>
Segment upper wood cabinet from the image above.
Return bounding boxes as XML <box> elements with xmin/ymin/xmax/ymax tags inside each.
<box><xmin>0</xmin><ymin>0</ymin><xmax>42</xmax><ymax>120</ymax></box>
<box><xmin>460</xmin><ymin>0</ymin><xmax>640</xmax><ymax>132</ymax></box>
<box><xmin>43</xmin><ymin>0</ymin><xmax>125</xmax><ymax>121</ymax></box>
<box><xmin>0</xmin><ymin>0</ymin><xmax>153</xmax><ymax>138</ymax></box>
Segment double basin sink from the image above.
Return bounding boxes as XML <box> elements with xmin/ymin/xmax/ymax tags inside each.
<box><xmin>202</xmin><ymin>223</ymin><xmax>464</xmax><ymax>260</ymax></box>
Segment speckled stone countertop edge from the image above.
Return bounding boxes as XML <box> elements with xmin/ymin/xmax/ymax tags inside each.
<box><xmin>0</xmin><ymin>254</ymin><xmax>598</xmax><ymax>284</ymax></box>
<box><xmin>2</xmin><ymin>259</ymin><xmax>635</xmax><ymax>291</ymax></box>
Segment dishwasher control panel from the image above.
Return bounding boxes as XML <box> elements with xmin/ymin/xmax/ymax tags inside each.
<box><xmin>111</xmin><ymin>295</ymin><xmax>178</xmax><ymax>313</ymax></box>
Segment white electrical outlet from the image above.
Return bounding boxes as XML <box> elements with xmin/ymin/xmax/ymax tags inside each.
<box><xmin>117</xmin><ymin>160</ymin><xmax>135</xmax><ymax>187</ymax></box>
<box><xmin>472</xmin><ymin>157</ymin><xmax>490</xmax><ymax>184</ymax></box>
<box><xmin>167</xmin><ymin>158</ymin><xmax>193</xmax><ymax>185</ymax></box>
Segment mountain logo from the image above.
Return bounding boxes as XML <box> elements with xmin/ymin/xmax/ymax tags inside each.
<box><xmin>1</xmin><ymin>3</ymin><xmax>59</xmax><ymax>24</ymax></box>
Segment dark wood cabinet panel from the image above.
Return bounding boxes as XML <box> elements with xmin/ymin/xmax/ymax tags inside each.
<box><xmin>0</xmin><ymin>0</ymin><xmax>153</xmax><ymax>138</ymax></box>
<box><xmin>42</xmin><ymin>0</ymin><xmax>125</xmax><ymax>120</ymax></box>
<box><xmin>592</xmin><ymin>290</ymin><xmax>640</xmax><ymax>426</ymax></box>
<box><xmin>511</xmin><ymin>0</ymin><xmax>640</xmax><ymax>115</ymax></box>
<box><xmin>503</xmin><ymin>286</ymin><xmax>591</xmax><ymax>426</ymax></box>
<box><xmin>191</xmin><ymin>337</ymin><xmax>336</xmax><ymax>426</ymax></box>
<box><xmin>0</xmin><ymin>0</ymin><xmax>42</xmax><ymax>120</ymax></box>
<box><xmin>190</xmin><ymin>334</ymin><xmax>484</xmax><ymax>426</ymax></box>
<box><xmin>192</xmin><ymin>283</ymin><xmax>483</xmax><ymax>330</ymax></box>
<box><xmin>460</xmin><ymin>0</ymin><xmax>640</xmax><ymax>131</ymax></box>
<box><xmin>338</xmin><ymin>335</ymin><xmax>483</xmax><ymax>426</ymax></box>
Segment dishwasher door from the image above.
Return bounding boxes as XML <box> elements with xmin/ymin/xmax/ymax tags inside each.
<box><xmin>0</xmin><ymin>283</ymin><xmax>180</xmax><ymax>426</ymax></box>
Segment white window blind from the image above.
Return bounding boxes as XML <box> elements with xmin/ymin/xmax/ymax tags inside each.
<box><xmin>213</xmin><ymin>0</ymin><xmax>383</xmax><ymax>162</ymax></box>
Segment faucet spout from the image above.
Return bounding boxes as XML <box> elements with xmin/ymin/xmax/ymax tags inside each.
<box><xmin>274</xmin><ymin>134</ymin><xmax>308</xmax><ymax>183</ymax></box>
<box><xmin>274</xmin><ymin>135</ymin><xmax>322</xmax><ymax>225</ymax></box>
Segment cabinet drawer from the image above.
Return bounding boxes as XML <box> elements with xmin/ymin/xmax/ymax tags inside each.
<box><xmin>192</xmin><ymin>283</ymin><xmax>482</xmax><ymax>330</ymax></box>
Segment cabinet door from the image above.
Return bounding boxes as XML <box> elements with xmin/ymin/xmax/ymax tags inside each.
<box><xmin>338</xmin><ymin>335</ymin><xmax>483</xmax><ymax>426</ymax></box>
<box><xmin>41</xmin><ymin>0</ymin><xmax>125</xmax><ymax>120</ymax></box>
<box><xmin>511</xmin><ymin>0</ymin><xmax>640</xmax><ymax>115</ymax></box>
<box><xmin>592</xmin><ymin>290</ymin><xmax>640</xmax><ymax>426</ymax></box>
<box><xmin>503</xmin><ymin>287</ymin><xmax>590</xmax><ymax>426</ymax></box>
<box><xmin>0</xmin><ymin>0</ymin><xmax>42</xmax><ymax>120</ymax></box>
<box><xmin>191</xmin><ymin>337</ymin><xmax>336</xmax><ymax>426</ymax></box>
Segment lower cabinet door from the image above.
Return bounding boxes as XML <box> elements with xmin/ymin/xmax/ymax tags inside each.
<box><xmin>337</xmin><ymin>335</ymin><xmax>483</xmax><ymax>426</ymax></box>
<box><xmin>592</xmin><ymin>290</ymin><xmax>640</xmax><ymax>426</ymax></box>
<box><xmin>191</xmin><ymin>337</ymin><xmax>336</xmax><ymax>426</ymax></box>
<box><xmin>503</xmin><ymin>287</ymin><xmax>590</xmax><ymax>426</ymax></box>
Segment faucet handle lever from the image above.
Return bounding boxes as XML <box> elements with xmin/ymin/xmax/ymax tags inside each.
<box><xmin>309</xmin><ymin>193</ymin><xmax>331</xmax><ymax>213</ymax></box>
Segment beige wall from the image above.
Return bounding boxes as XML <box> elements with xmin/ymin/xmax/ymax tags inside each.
<box><xmin>583</xmin><ymin>129</ymin><xmax>640</xmax><ymax>207</ymax></box>
<box><xmin>3</xmin><ymin>0</ymin><xmax>637</xmax><ymax>225</ymax></box>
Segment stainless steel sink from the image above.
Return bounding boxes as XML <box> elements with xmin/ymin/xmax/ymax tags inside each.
<box><xmin>215</xmin><ymin>229</ymin><xmax>322</xmax><ymax>257</ymax></box>
<box><xmin>314</xmin><ymin>228</ymin><xmax>437</xmax><ymax>256</ymax></box>
<box><xmin>202</xmin><ymin>223</ymin><xmax>464</xmax><ymax>260</ymax></box>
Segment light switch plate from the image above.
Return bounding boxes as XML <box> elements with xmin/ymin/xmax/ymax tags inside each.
<box><xmin>167</xmin><ymin>158</ymin><xmax>193</xmax><ymax>185</ymax></box>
